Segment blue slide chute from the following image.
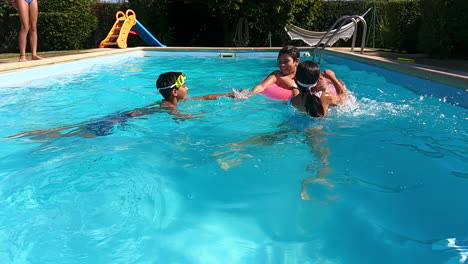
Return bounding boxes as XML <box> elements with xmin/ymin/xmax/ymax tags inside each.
<box><xmin>133</xmin><ymin>20</ymin><xmax>166</xmax><ymax>47</ymax></box>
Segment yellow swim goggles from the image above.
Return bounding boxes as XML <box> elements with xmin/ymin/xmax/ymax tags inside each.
<box><xmin>158</xmin><ymin>73</ymin><xmax>186</xmax><ymax>90</ymax></box>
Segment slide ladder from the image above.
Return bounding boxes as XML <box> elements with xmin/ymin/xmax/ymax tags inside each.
<box><xmin>99</xmin><ymin>10</ymin><xmax>136</xmax><ymax>49</ymax></box>
<box><xmin>99</xmin><ymin>9</ymin><xmax>166</xmax><ymax>49</ymax></box>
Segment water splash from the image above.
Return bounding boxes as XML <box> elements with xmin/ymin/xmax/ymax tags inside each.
<box><xmin>432</xmin><ymin>238</ymin><xmax>468</xmax><ymax>264</ymax></box>
<box><xmin>232</xmin><ymin>89</ymin><xmax>251</xmax><ymax>100</ymax></box>
<box><xmin>335</xmin><ymin>92</ymin><xmax>413</xmax><ymax>118</ymax></box>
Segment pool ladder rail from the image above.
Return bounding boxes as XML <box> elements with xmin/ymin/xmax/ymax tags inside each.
<box><xmin>313</xmin><ymin>8</ymin><xmax>371</xmax><ymax>64</ymax></box>
<box><xmin>99</xmin><ymin>9</ymin><xmax>137</xmax><ymax>49</ymax></box>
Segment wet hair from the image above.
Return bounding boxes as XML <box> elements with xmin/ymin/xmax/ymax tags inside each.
<box><xmin>296</xmin><ymin>61</ymin><xmax>323</xmax><ymax>117</ymax></box>
<box><xmin>277</xmin><ymin>45</ymin><xmax>300</xmax><ymax>61</ymax></box>
<box><xmin>156</xmin><ymin>72</ymin><xmax>183</xmax><ymax>100</ymax></box>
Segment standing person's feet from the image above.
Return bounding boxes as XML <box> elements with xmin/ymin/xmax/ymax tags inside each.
<box><xmin>18</xmin><ymin>55</ymin><xmax>27</xmax><ymax>62</ymax></box>
<box><xmin>31</xmin><ymin>55</ymin><xmax>42</xmax><ymax>60</ymax></box>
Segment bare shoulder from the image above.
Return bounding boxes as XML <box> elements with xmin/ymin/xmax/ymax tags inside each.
<box><xmin>271</xmin><ymin>71</ymin><xmax>283</xmax><ymax>78</ymax></box>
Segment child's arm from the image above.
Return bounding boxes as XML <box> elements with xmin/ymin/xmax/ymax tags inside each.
<box><xmin>190</xmin><ymin>89</ymin><xmax>249</xmax><ymax>100</ymax></box>
<box><xmin>321</xmin><ymin>69</ymin><xmax>348</xmax><ymax>104</ymax></box>
<box><xmin>292</xmin><ymin>87</ymin><xmax>300</xmax><ymax>96</ymax></box>
<box><xmin>322</xmin><ymin>70</ymin><xmax>347</xmax><ymax>96</ymax></box>
<box><xmin>191</xmin><ymin>93</ymin><xmax>234</xmax><ymax>100</ymax></box>
<box><xmin>250</xmin><ymin>73</ymin><xmax>278</xmax><ymax>95</ymax></box>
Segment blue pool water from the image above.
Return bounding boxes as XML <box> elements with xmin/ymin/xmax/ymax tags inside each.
<box><xmin>0</xmin><ymin>51</ymin><xmax>467</xmax><ymax>264</ymax></box>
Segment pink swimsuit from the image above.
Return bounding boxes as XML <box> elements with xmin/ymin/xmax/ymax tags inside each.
<box><xmin>319</xmin><ymin>77</ymin><xmax>337</xmax><ymax>95</ymax></box>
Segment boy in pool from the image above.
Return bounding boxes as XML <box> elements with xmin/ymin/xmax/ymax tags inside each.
<box><xmin>156</xmin><ymin>71</ymin><xmax>243</xmax><ymax>110</ymax></box>
<box><xmin>8</xmin><ymin>72</ymin><xmax>245</xmax><ymax>138</ymax></box>
<box><xmin>249</xmin><ymin>45</ymin><xmax>301</xmax><ymax>97</ymax></box>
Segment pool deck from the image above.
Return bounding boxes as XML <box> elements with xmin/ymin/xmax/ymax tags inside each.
<box><xmin>1</xmin><ymin>47</ymin><xmax>467</xmax><ymax>90</ymax></box>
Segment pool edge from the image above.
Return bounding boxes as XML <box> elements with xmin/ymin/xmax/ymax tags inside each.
<box><xmin>0</xmin><ymin>48</ymin><xmax>141</xmax><ymax>74</ymax></box>
<box><xmin>322</xmin><ymin>48</ymin><xmax>468</xmax><ymax>91</ymax></box>
<box><xmin>1</xmin><ymin>46</ymin><xmax>467</xmax><ymax>90</ymax></box>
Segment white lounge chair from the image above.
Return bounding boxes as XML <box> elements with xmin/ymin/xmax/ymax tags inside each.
<box><xmin>285</xmin><ymin>8</ymin><xmax>372</xmax><ymax>63</ymax></box>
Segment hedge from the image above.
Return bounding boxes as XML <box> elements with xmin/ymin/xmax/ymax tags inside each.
<box><xmin>39</xmin><ymin>12</ymin><xmax>97</xmax><ymax>51</ymax></box>
<box><xmin>380</xmin><ymin>0</ymin><xmax>421</xmax><ymax>53</ymax></box>
<box><xmin>0</xmin><ymin>1</ymin><xmax>19</xmax><ymax>53</ymax></box>
<box><xmin>238</xmin><ymin>0</ymin><xmax>322</xmax><ymax>47</ymax></box>
<box><xmin>419</xmin><ymin>0</ymin><xmax>468</xmax><ymax>58</ymax></box>
<box><xmin>38</xmin><ymin>0</ymin><xmax>97</xmax><ymax>51</ymax></box>
<box><xmin>0</xmin><ymin>0</ymin><xmax>466</xmax><ymax>59</ymax></box>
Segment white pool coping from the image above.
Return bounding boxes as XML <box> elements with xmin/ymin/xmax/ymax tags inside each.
<box><xmin>1</xmin><ymin>46</ymin><xmax>467</xmax><ymax>91</ymax></box>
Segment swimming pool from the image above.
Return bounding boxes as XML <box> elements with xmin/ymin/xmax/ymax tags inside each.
<box><xmin>1</xmin><ymin>50</ymin><xmax>467</xmax><ymax>263</ymax></box>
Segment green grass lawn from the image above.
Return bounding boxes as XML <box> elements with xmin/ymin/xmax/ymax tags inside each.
<box><xmin>0</xmin><ymin>50</ymin><xmax>90</xmax><ymax>60</ymax></box>
<box><xmin>365</xmin><ymin>48</ymin><xmax>468</xmax><ymax>74</ymax></box>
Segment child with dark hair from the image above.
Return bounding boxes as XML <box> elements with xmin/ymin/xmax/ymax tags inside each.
<box><xmin>250</xmin><ymin>45</ymin><xmax>301</xmax><ymax>97</ymax></box>
<box><xmin>8</xmin><ymin>72</ymin><xmax>245</xmax><ymax>138</ymax></box>
<box><xmin>156</xmin><ymin>72</ymin><xmax>242</xmax><ymax>109</ymax></box>
<box><xmin>290</xmin><ymin>61</ymin><xmax>348</xmax><ymax>117</ymax></box>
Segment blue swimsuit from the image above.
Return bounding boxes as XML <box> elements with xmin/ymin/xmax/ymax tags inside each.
<box><xmin>11</xmin><ymin>0</ymin><xmax>35</xmax><ymax>4</ymax></box>
<box><xmin>82</xmin><ymin>112</ymin><xmax>133</xmax><ymax>136</ymax></box>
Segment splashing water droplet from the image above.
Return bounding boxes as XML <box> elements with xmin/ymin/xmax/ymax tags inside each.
<box><xmin>232</xmin><ymin>89</ymin><xmax>250</xmax><ymax>99</ymax></box>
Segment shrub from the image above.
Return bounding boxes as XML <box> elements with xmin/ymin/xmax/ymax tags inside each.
<box><xmin>0</xmin><ymin>1</ymin><xmax>18</xmax><ymax>53</ymax></box>
<box><xmin>127</xmin><ymin>0</ymin><xmax>174</xmax><ymax>46</ymax></box>
<box><xmin>419</xmin><ymin>0</ymin><xmax>468</xmax><ymax>58</ymax></box>
<box><xmin>382</xmin><ymin>0</ymin><xmax>420</xmax><ymax>53</ymax></box>
<box><xmin>238</xmin><ymin>0</ymin><xmax>322</xmax><ymax>46</ymax></box>
<box><xmin>38</xmin><ymin>0</ymin><xmax>97</xmax><ymax>51</ymax></box>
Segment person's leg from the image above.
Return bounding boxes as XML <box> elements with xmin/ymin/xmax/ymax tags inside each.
<box><xmin>28</xmin><ymin>0</ymin><xmax>41</xmax><ymax>60</ymax></box>
<box><xmin>16</xmin><ymin>0</ymin><xmax>30</xmax><ymax>62</ymax></box>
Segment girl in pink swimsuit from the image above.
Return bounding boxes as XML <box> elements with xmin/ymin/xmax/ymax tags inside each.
<box><xmin>250</xmin><ymin>45</ymin><xmax>301</xmax><ymax>98</ymax></box>
<box><xmin>317</xmin><ymin>73</ymin><xmax>338</xmax><ymax>95</ymax></box>
<box><xmin>10</xmin><ymin>0</ymin><xmax>42</xmax><ymax>62</ymax></box>
<box><xmin>289</xmin><ymin>61</ymin><xmax>348</xmax><ymax>117</ymax></box>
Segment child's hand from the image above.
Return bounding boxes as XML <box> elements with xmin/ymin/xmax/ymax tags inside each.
<box><xmin>322</xmin><ymin>69</ymin><xmax>336</xmax><ymax>80</ymax></box>
<box><xmin>292</xmin><ymin>88</ymin><xmax>300</xmax><ymax>96</ymax></box>
<box><xmin>233</xmin><ymin>89</ymin><xmax>251</xmax><ymax>99</ymax></box>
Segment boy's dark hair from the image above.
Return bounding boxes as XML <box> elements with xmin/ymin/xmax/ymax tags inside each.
<box><xmin>156</xmin><ymin>72</ymin><xmax>183</xmax><ymax>100</ymax></box>
<box><xmin>278</xmin><ymin>45</ymin><xmax>300</xmax><ymax>61</ymax></box>
<box><xmin>296</xmin><ymin>61</ymin><xmax>323</xmax><ymax>117</ymax></box>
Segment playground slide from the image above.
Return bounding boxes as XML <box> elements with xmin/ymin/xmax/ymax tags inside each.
<box><xmin>99</xmin><ymin>10</ymin><xmax>136</xmax><ymax>49</ymax></box>
<box><xmin>99</xmin><ymin>9</ymin><xmax>166</xmax><ymax>49</ymax></box>
<box><xmin>133</xmin><ymin>20</ymin><xmax>166</xmax><ymax>47</ymax></box>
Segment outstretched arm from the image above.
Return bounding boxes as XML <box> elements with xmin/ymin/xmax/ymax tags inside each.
<box><xmin>190</xmin><ymin>89</ymin><xmax>248</xmax><ymax>100</ymax></box>
<box><xmin>190</xmin><ymin>93</ymin><xmax>235</xmax><ymax>100</ymax></box>
<box><xmin>250</xmin><ymin>73</ymin><xmax>278</xmax><ymax>95</ymax></box>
